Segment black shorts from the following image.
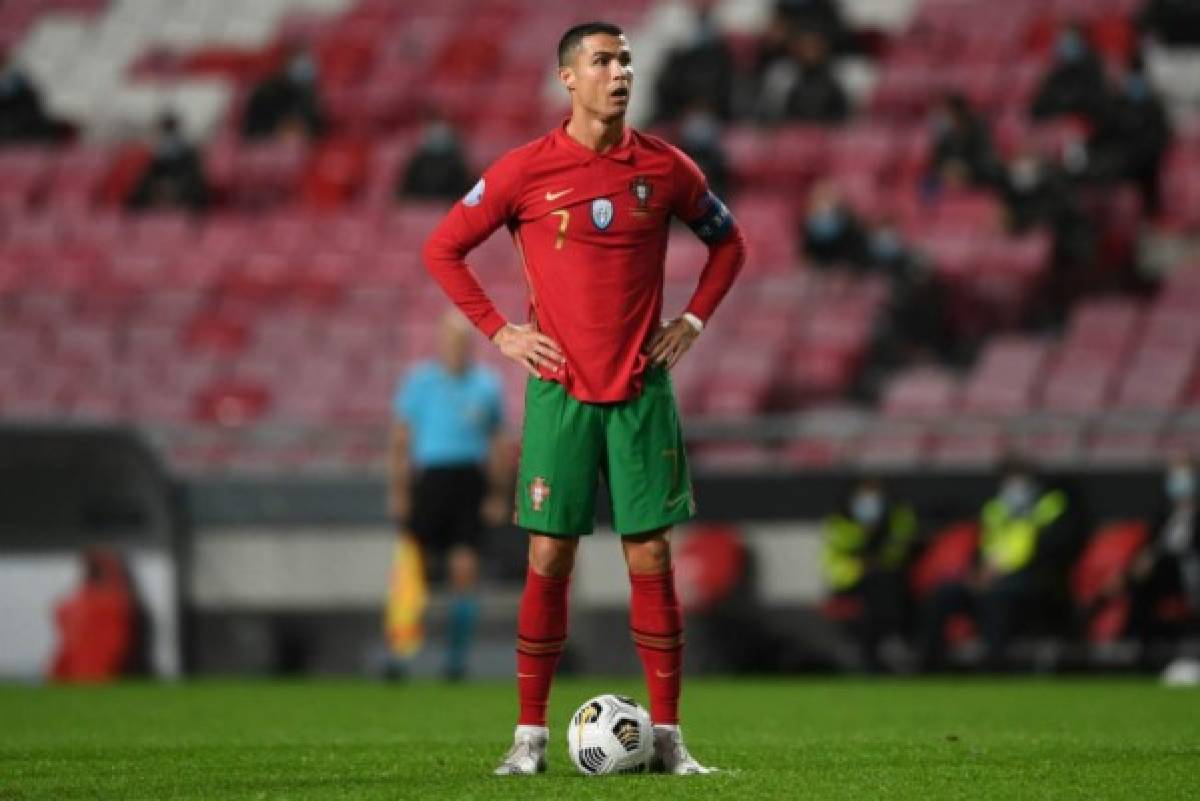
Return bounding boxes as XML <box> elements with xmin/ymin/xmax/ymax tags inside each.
<box><xmin>408</xmin><ymin>465</ymin><xmax>486</xmax><ymax>554</ymax></box>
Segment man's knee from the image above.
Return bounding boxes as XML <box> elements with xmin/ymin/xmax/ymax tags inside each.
<box><xmin>528</xmin><ymin>534</ymin><xmax>578</xmax><ymax>578</ymax></box>
<box><xmin>623</xmin><ymin>530</ymin><xmax>672</xmax><ymax>575</ymax></box>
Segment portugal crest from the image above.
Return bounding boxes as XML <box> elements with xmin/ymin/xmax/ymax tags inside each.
<box><xmin>529</xmin><ymin>476</ymin><xmax>551</xmax><ymax>512</ymax></box>
<box><xmin>629</xmin><ymin>176</ymin><xmax>653</xmax><ymax>209</ymax></box>
<box><xmin>591</xmin><ymin>197</ymin><xmax>613</xmax><ymax>230</ymax></box>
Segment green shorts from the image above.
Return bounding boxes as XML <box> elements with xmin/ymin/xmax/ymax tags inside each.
<box><xmin>515</xmin><ymin>367</ymin><xmax>696</xmax><ymax>536</ymax></box>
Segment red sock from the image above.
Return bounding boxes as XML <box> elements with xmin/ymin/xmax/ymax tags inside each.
<box><xmin>629</xmin><ymin>569</ymin><xmax>683</xmax><ymax>725</ymax></box>
<box><xmin>515</xmin><ymin>567</ymin><xmax>569</xmax><ymax>727</ymax></box>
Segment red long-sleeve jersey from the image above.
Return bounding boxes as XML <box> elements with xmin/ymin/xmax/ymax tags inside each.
<box><xmin>422</xmin><ymin>122</ymin><xmax>746</xmax><ymax>403</ymax></box>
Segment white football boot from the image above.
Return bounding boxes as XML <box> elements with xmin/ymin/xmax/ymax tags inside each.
<box><xmin>650</xmin><ymin>725</ymin><xmax>715</xmax><ymax>775</ymax></box>
<box><xmin>493</xmin><ymin>725</ymin><xmax>548</xmax><ymax>776</ymax></box>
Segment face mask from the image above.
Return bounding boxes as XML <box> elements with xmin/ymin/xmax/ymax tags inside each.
<box><xmin>851</xmin><ymin>492</ymin><xmax>884</xmax><ymax>526</ymax></box>
<box><xmin>1000</xmin><ymin>477</ymin><xmax>1035</xmax><ymax>513</ymax></box>
<box><xmin>870</xmin><ymin>230</ymin><xmax>901</xmax><ymax>261</ymax></box>
<box><xmin>156</xmin><ymin>133</ymin><xmax>186</xmax><ymax>159</ymax></box>
<box><xmin>1125</xmin><ymin>75</ymin><xmax>1149</xmax><ymax>101</ymax></box>
<box><xmin>1056</xmin><ymin>32</ymin><xmax>1084</xmax><ymax>64</ymax></box>
<box><xmin>287</xmin><ymin>55</ymin><xmax>317</xmax><ymax>84</ymax></box>
<box><xmin>807</xmin><ymin>209</ymin><xmax>844</xmax><ymax>241</ymax></box>
<box><xmin>681</xmin><ymin>113</ymin><xmax>719</xmax><ymax>149</ymax></box>
<box><xmin>1167</xmin><ymin>468</ymin><xmax>1196</xmax><ymax>502</ymax></box>
<box><xmin>1010</xmin><ymin>158</ymin><xmax>1041</xmax><ymax>190</ymax></box>
<box><xmin>422</xmin><ymin>122</ymin><xmax>457</xmax><ymax>153</ymax></box>
<box><xmin>930</xmin><ymin>110</ymin><xmax>951</xmax><ymax>137</ymax></box>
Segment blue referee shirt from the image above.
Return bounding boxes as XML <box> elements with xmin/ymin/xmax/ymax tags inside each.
<box><xmin>393</xmin><ymin>360</ymin><xmax>503</xmax><ymax>469</ymax></box>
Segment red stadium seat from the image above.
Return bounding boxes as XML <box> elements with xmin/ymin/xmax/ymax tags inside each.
<box><xmin>910</xmin><ymin>521</ymin><xmax>979</xmax><ymax>599</ymax></box>
<box><xmin>1070</xmin><ymin>521</ymin><xmax>1148</xmax><ymax>643</ymax></box>
<box><xmin>881</xmin><ymin>366</ymin><xmax>959</xmax><ymax>418</ymax></box>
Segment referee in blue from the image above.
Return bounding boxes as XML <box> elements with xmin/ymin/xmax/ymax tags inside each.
<box><xmin>389</xmin><ymin>310</ymin><xmax>509</xmax><ymax>680</ymax></box>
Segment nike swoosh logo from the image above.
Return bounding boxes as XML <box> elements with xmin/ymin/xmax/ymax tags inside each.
<box><xmin>545</xmin><ymin>188</ymin><xmax>573</xmax><ymax>201</ymax></box>
<box><xmin>655</xmin><ymin>669</ymin><xmax>677</xmax><ymax>678</ymax></box>
<box><xmin>517</xmin><ymin>673</ymin><xmax>538</xmax><ymax>679</ymax></box>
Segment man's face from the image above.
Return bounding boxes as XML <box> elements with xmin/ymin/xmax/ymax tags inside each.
<box><xmin>437</xmin><ymin>314</ymin><xmax>471</xmax><ymax>374</ymax></box>
<box><xmin>560</xmin><ymin>33</ymin><xmax>633</xmax><ymax>121</ymax></box>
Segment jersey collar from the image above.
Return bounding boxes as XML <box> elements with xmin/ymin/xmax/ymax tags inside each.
<box><xmin>554</xmin><ymin>119</ymin><xmax>635</xmax><ymax>164</ymax></box>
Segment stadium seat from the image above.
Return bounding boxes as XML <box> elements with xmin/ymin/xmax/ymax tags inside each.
<box><xmin>880</xmin><ymin>366</ymin><xmax>959</xmax><ymax>418</ymax></box>
<box><xmin>908</xmin><ymin>520</ymin><xmax>980</xmax><ymax>644</ymax></box>
<box><xmin>1070</xmin><ymin>521</ymin><xmax>1148</xmax><ymax>643</ymax></box>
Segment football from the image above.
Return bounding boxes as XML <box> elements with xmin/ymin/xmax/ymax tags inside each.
<box><xmin>567</xmin><ymin>693</ymin><xmax>653</xmax><ymax>775</ymax></box>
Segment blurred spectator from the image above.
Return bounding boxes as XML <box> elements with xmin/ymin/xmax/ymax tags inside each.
<box><xmin>775</xmin><ymin>0</ymin><xmax>848</xmax><ymax>49</ymax></box>
<box><xmin>51</xmin><ymin>549</ymin><xmax>149</xmax><ymax>682</ymax></box>
<box><xmin>1087</xmin><ymin>64</ymin><xmax>1171</xmax><ymax>214</ymax></box>
<box><xmin>929</xmin><ymin>93</ymin><xmax>999</xmax><ymax>188</ymax></box>
<box><xmin>397</xmin><ymin>116</ymin><xmax>473</xmax><ymax>201</ymax></box>
<box><xmin>676</xmin><ymin>104</ymin><xmax>730</xmax><ymax>199</ymax></box>
<box><xmin>802</xmin><ymin>181</ymin><xmax>865</xmax><ymax>267</ymax></box>
<box><xmin>918</xmin><ymin>462</ymin><xmax>1071</xmax><ymax>670</ymax></box>
<box><xmin>0</xmin><ymin>55</ymin><xmax>67</xmax><ymax>144</ymax></box>
<box><xmin>783</xmin><ymin>30</ymin><xmax>849</xmax><ymax>123</ymax></box>
<box><xmin>756</xmin><ymin>30</ymin><xmax>848</xmax><ymax>124</ymax></box>
<box><xmin>1139</xmin><ymin>0</ymin><xmax>1200</xmax><ymax>46</ymax></box>
<box><xmin>1125</xmin><ymin>455</ymin><xmax>1200</xmax><ymax>646</ymax></box>
<box><xmin>242</xmin><ymin>46</ymin><xmax>326</xmax><ymax>141</ymax></box>
<box><xmin>998</xmin><ymin>147</ymin><xmax>1094</xmax><ymax>317</ymax></box>
<box><xmin>386</xmin><ymin>311</ymin><xmax>509</xmax><ymax>680</ymax></box>
<box><xmin>1001</xmin><ymin>148</ymin><xmax>1069</xmax><ymax>232</ymax></box>
<box><xmin>864</xmin><ymin>220</ymin><xmax>951</xmax><ymax>365</ymax></box>
<box><xmin>1031</xmin><ymin>25</ymin><xmax>1109</xmax><ymax>122</ymax></box>
<box><xmin>822</xmin><ymin>478</ymin><xmax>917</xmax><ymax>671</ymax></box>
<box><xmin>128</xmin><ymin>112</ymin><xmax>209</xmax><ymax>212</ymax></box>
<box><xmin>653</xmin><ymin>2</ymin><xmax>736</xmax><ymax>122</ymax></box>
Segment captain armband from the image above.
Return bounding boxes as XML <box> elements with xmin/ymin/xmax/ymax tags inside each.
<box><xmin>686</xmin><ymin>191</ymin><xmax>735</xmax><ymax>245</ymax></box>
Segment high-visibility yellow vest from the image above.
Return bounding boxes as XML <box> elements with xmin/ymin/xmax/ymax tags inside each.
<box><xmin>822</xmin><ymin>506</ymin><xmax>917</xmax><ymax>591</ymax></box>
<box><xmin>980</xmin><ymin>490</ymin><xmax>1067</xmax><ymax>575</ymax></box>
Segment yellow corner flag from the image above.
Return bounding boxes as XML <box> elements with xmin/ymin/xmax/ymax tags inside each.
<box><xmin>385</xmin><ymin>534</ymin><xmax>427</xmax><ymax>659</ymax></box>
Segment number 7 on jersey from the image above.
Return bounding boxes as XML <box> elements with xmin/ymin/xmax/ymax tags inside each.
<box><xmin>551</xmin><ymin>210</ymin><xmax>570</xmax><ymax>250</ymax></box>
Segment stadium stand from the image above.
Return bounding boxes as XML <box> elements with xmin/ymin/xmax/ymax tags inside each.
<box><xmin>0</xmin><ymin>0</ymin><xmax>1197</xmax><ymax>477</ymax></box>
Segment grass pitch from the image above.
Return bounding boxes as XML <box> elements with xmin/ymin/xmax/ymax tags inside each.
<box><xmin>1</xmin><ymin>677</ymin><xmax>1197</xmax><ymax>800</ymax></box>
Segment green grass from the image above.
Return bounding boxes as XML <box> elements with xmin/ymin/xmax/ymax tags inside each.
<box><xmin>1</xmin><ymin>678</ymin><xmax>1198</xmax><ymax>800</ymax></box>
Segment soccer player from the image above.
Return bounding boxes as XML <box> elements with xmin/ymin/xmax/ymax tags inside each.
<box><xmin>423</xmin><ymin>21</ymin><xmax>746</xmax><ymax>775</ymax></box>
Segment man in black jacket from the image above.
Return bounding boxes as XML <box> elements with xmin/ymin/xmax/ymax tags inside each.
<box><xmin>242</xmin><ymin>46</ymin><xmax>326</xmax><ymax>141</ymax></box>
<box><xmin>128</xmin><ymin>112</ymin><xmax>209</xmax><ymax>212</ymax></box>
<box><xmin>1031</xmin><ymin>25</ymin><xmax>1109</xmax><ymax>123</ymax></box>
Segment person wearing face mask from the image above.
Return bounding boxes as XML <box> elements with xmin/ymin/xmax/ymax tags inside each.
<box><xmin>1031</xmin><ymin>25</ymin><xmax>1109</xmax><ymax>123</ymax></box>
<box><xmin>801</xmin><ymin>181</ymin><xmax>865</xmax><ymax>267</ymax></box>
<box><xmin>127</xmin><ymin>111</ymin><xmax>209</xmax><ymax>212</ymax></box>
<box><xmin>928</xmin><ymin>93</ymin><xmax>1000</xmax><ymax>188</ymax></box>
<box><xmin>652</xmin><ymin>2</ymin><xmax>736</xmax><ymax>123</ymax></box>
<box><xmin>676</xmin><ymin>103</ymin><xmax>730</xmax><ymax>200</ymax></box>
<box><xmin>823</xmin><ymin>478</ymin><xmax>918</xmax><ymax>671</ymax></box>
<box><xmin>398</xmin><ymin>115</ymin><xmax>473</xmax><ymax>201</ymax></box>
<box><xmin>779</xmin><ymin>30</ymin><xmax>848</xmax><ymax>125</ymax></box>
<box><xmin>1087</xmin><ymin>62</ymin><xmax>1171</xmax><ymax>214</ymax></box>
<box><xmin>0</xmin><ymin>54</ymin><xmax>68</xmax><ymax>144</ymax></box>
<box><xmin>918</xmin><ymin>462</ymin><xmax>1071</xmax><ymax>671</ymax></box>
<box><xmin>242</xmin><ymin>44</ymin><xmax>327</xmax><ymax>141</ymax></box>
<box><xmin>864</xmin><ymin>220</ymin><xmax>951</xmax><ymax>368</ymax></box>
<box><xmin>1125</xmin><ymin>456</ymin><xmax>1200</xmax><ymax>650</ymax></box>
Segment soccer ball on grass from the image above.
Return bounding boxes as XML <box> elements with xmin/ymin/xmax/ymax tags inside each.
<box><xmin>567</xmin><ymin>693</ymin><xmax>653</xmax><ymax>775</ymax></box>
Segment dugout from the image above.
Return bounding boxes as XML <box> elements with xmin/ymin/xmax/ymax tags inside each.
<box><xmin>179</xmin><ymin>463</ymin><xmax>1173</xmax><ymax>675</ymax></box>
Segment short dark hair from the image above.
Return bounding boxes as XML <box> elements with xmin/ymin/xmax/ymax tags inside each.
<box><xmin>557</xmin><ymin>21</ymin><xmax>624</xmax><ymax>67</ymax></box>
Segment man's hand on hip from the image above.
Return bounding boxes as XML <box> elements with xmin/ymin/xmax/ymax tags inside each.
<box><xmin>645</xmin><ymin>317</ymin><xmax>700</xmax><ymax>370</ymax></box>
<box><xmin>493</xmin><ymin>324</ymin><xmax>564</xmax><ymax>377</ymax></box>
